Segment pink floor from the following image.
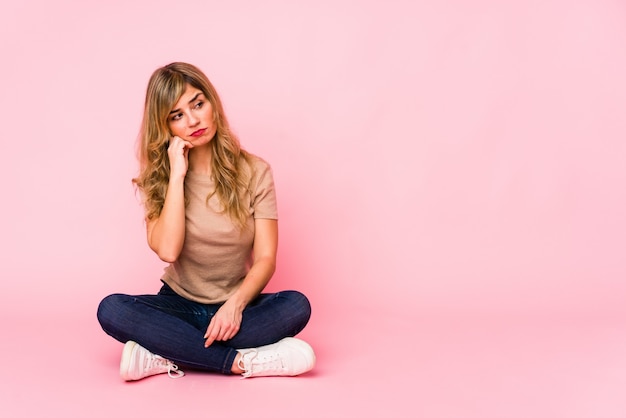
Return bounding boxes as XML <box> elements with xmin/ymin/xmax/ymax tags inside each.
<box><xmin>3</xmin><ymin>307</ymin><xmax>625</xmax><ymax>417</ymax></box>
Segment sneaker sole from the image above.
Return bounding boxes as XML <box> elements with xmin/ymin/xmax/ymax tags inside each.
<box><xmin>120</xmin><ymin>340</ymin><xmax>138</xmax><ymax>381</ymax></box>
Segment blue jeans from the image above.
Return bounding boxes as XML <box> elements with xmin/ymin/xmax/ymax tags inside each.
<box><xmin>97</xmin><ymin>283</ymin><xmax>311</xmax><ymax>374</ymax></box>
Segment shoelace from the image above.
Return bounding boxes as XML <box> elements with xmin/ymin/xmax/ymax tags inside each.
<box><xmin>148</xmin><ymin>355</ymin><xmax>185</xmax><ymax>379</ymax></box>
<box><xmin>240</xmin><ymin>350</ymin><xmax>285</xmax><ymax>378</ymax></box>
<box><xmin>165</xmin><ymin>363</ymin><xmax>185</xmax><ymax>379</ymax></box>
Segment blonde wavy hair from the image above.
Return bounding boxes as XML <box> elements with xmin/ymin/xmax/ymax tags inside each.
<box><xmin>132</xmin><ymin>62</ymin><xmax>252</xmax><ymax>228</ymax></box>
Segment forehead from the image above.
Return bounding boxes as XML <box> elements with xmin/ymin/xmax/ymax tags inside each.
<box><xmin>172</xmin><ymin>84</ymin><xmax>204</xmax><ymax>108</ymax></box>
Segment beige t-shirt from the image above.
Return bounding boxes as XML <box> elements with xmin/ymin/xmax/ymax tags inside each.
<box><xmin>161</xmin><ymin>155</ymin><xmax>278</xmax><ymax>304</ymax></box>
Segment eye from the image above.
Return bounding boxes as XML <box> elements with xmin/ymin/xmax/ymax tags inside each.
<box><xmin>194</xmin><ymin>101</ymin><xmax>204</xmax><ymax>109</ymax></box>
<box><xmin>171</xmin><ymin>112</ymin><xmax>183</xmax><ymax>121</ymax></box>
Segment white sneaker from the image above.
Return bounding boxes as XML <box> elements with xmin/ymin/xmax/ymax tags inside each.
<box><xmin>237</xmin><ymin>337</ymin><xmax>315</xmax><ymax>378</ymax></box>
<box><xmin>120</xmin><ymin>341</ymin><xmax>185</xmax><ymax>381</ymax></box>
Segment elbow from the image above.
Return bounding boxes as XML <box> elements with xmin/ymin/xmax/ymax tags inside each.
<box><xmin>158</xmin><ymin>253</ymin><xmax>178</xmax><ymax>263</ymax></box>
<box><xmin>152</xmin><ymin>246</ymin><xmax>181</xmax><ymax>263</ymax></box>
<box><xmin>148</xmin><ymin>239</ymin><xmax>182</xmax><ymax>263</ymax></box>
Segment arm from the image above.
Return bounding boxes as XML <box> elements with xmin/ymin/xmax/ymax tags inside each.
<box><xmin>204</xmin><ymin>218</ymin><xmax>278</xmax><ymax>347</ymax></box>
<box><xmin>146</xmin><ymin>136</ymin><xmax>191</xmax><ymax>263</ymax></box>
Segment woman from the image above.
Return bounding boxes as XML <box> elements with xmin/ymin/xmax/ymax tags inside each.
<box><xmin>97</xmin><ymin>62</ymin><xmax>315</xmax><ymax>381</ymax></box>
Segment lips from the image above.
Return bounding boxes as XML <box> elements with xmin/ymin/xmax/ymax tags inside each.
<box><xmin>190</xmin><ymin>128</ymin><xmax>207</xmax><ymax>137</ymax></box>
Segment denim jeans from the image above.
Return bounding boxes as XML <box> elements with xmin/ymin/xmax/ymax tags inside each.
<box><xmin>97</xmin><ymin>283</ymin><xmax>312</xmax><ymax>374</ymax></box>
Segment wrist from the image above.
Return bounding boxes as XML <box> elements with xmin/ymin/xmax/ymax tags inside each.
<box><xmin>228</xmin><ymin>293</ymin><xmax>249</xmax><ymax>311</ymax></box>
<box><xmin>168</xmin><ymin>174</ymin><xmax>186</xmax><ymax>186</ymax></box>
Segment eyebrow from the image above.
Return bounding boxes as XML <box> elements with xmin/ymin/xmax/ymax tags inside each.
<box><xmin>169</xmin><ymin>92</ymin><xmax>203</xmax><ymax>114</ymax></box>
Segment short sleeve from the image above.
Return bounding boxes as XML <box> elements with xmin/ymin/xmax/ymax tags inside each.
<box><xmin>249</xmin><ymin>157</ymin><xmax>278</xmax><ymax>220</ymax></box>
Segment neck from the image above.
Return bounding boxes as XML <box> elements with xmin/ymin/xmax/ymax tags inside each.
<box><xmin>188</xmin><ymin>143</ymin><xmax>212</xmax><ymax>175</ymax></box>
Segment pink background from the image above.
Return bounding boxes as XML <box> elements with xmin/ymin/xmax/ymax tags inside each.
<box><xmin>1</xmin><ymin>0</ymin><xmax>625</xmax><ymax>417</ymax></box>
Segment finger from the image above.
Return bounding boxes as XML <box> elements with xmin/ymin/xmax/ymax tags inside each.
<box><xmin>222</xmin><ymin>324</ymin><xmax>239</xmax><ymax>341</ymax></box>
<box><xmin>204</xmin><ymin>331</ymin><xmax>217</xmax><ymax>347</ymax></box>
<box><xmin>167</xmin><ymin>141</ymin><xmax>182</xmax><ymax>154</ymax></box>
<box><xmin>204</xmin><ymin>321</ymin><xmax>213</xmax><ymax>339</ymax></box>
<box><xmin>169</xmin><ymin>137</ymin><xmax>188</xmax><ymax>150</ymax></box>
<box><xmin>204</xmin><ymin>324</ymin><xmax>221</xmax><ymax>348</ymax></box>
<box><xmin>204</xmin><ymin>322</ymin><xmax>214</xmax><ymax>342</ymax></box>
<box><xmin>216</xmin><ymin>324</ymin><xmax>231</xmax><ymax>341</ymax></box>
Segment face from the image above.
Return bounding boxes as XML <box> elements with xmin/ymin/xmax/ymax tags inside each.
<box><xmin>168</xmin><ymin>84</ymin><xmax>216</xmax><ymax>147</ymax></box>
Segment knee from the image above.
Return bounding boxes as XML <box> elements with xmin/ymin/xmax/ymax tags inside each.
<box><xmin>283</xmin><ymin>290</ymin><xmax>312</xmax><ymax>324</ymax></box>
<box><xmin>96</xmin><ymin>294</ymin><xmax>128</xmax><ymax>331</ymax></box>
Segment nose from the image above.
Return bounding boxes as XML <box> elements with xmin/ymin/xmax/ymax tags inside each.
<box><xmin>188</xmin><ymin>112</ymin><xmax>200</xmax><ymax>127</ymax></box>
